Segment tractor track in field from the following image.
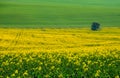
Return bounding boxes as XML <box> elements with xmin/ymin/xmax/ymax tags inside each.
<box><xmin>6</xmin><ymin>30</ymin><xmax>23</xmax><ymax>51</ymax></box>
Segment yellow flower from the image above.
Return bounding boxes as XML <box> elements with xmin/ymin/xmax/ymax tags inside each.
<box><xmin>51</xmin><ymin>66</ymin><xmax>55</xmax><ymax>70</ymax></box>
<box><xmin>57</xmin><ymin>59</ymin><xmax>61</xmax><ymax>64</ymax></box>
<box><xmin>115</xmin><ymin>75</ymin><xmax>119</xmax><ymax>78</ymax></box>
<box><xmin>39</xmin><ymin>62</ymin><xmax>43</xmax><ymax>65</ymax></box>
<box><xmin>84</xmin><ymin>67</ymin><xmax>88</xmax><ymax>72</ymax></box>
<box><xmin>11</xmin><ymin>73</ymin><xmax>15</xmax><ymax>77</ymax></box>
<box><xmin>2</xmin><ymin>61</ymin><xmax>9</xmax><ymax>66</ymax></box>
<box><xmin>38</xmin><ymin>66</ymin><xmax>42</xmax><ymax>71</ymax></box>
<box><xmin>74</xmin><ymin>60</ymin><xmax>80</xmax><ymax>66</ymax></box>
<box><xmin>14</xmin><ymin>70</ymin><xmax>18</xmax><ymax>74</ymax></box>
<box><xmin>82</xmin><ymin>62</ymin><xmax>87</xmax><ymax>68</ymax></box>
<box><xmin>87</xmin><ymin>60</ymin><xmax>91</xmax><ymax>64</ymax></box>
<box><xmin>6</xmin><ymin>76</ymin><xmax>9</xmax><ymax>78</ymax></box>
<box><xmin>58</xmin><ymin>74</ymin><xmax>63</xmax><ymax>78</ymax></box>
<box><xmin>23</xmin><ymin>70</ymin><xmax>28</xmax><ymax>76</ymax></box>
<box><xmin>17</xmin><ymin>76</ymin><xmax>21</xmax><ymax>78</ymax></box>
<box><xmin>95</xmin><ymin>70</ymin><xmax>101</xmax><ymax>77</ymax></box>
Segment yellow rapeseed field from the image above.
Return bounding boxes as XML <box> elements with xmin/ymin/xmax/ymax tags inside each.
<box><xmin>0</xmin><ymin>27</ymin><xmax>120</xmax><ymax>77</ymax></box>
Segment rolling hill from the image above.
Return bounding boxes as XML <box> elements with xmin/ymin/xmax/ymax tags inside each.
<box><xmin>0</xmin><ymin>0</ymin><xmax>120</xmax><ymax>28</ymax></box>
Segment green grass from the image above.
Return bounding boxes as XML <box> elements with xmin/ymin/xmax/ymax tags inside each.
<box><xmin>0</xmin><ymin>0</ymin><xmax>120</xmax><ymax>28</ymax></box>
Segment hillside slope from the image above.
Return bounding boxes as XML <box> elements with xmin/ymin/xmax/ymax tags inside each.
<box><xmin>0</xmin><ymin>0</ymin><xmax>120</xmax><ymax>27</ymax></box>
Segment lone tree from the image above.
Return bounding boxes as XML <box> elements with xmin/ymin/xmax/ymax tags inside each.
<box><xmin>91</xmin><ymin>22</ymin><xmax>100</xmax><ymax>31</ymax></box>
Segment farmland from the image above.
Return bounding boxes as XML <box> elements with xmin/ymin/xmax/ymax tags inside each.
<box><xmin>0</xmin><ymin>0</ymin><xmax>120</xmax><ymax>77</ymax></box>
<box><xmin>0</xmin><ymin>0</ymin><xmax>120</xmax><ymax>27</ymax></box>
<box><xmin>0</xmin><ymin>27</ymin><xmax>120</xmax><ymax>77</ymax></box>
